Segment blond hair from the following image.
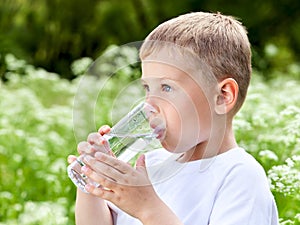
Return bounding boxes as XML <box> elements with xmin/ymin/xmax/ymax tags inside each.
<box><xmin>140</xmin><ymin>12</ymin><xmax>252</xmax><ymax>113</ymax></box>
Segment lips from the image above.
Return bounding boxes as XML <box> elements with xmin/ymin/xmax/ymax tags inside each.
<box><xmin>149</xmin><ymin>116</ymin><xmax>166</xmax><ymax>139</ymax></box>
<box><xmin>154</xmin><ymin>126</ymin><xmax>166</xmax><ymax>140</ymax></box>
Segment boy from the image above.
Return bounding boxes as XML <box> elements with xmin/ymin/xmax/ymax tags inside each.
<box><xmin>69</xmin><ymin>12</ymin><xmax>279</xmax><ymax>225</ymax></box>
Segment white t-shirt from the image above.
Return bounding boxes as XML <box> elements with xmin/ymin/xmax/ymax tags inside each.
<box><xmin>109</xmin><ymin>147</ymin><xmax>279</xmax><ymax>225</ymax></box>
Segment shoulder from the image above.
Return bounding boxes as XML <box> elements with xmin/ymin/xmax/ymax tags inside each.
<box><xmin>214</xmin><ymin>147</ymin><xmax>268</xmax><ymax>181</ymax></box>
<box><xmin>208</xmin><ymin>148</ymin><xmax>273</xmax><ymax>206</ymax></box>
<box><xmin>209</xmin><ymin>148</ymin><xmax>279</xmax><ymax>225</ymax></box>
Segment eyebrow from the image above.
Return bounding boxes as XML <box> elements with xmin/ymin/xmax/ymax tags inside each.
<box><xmin>140</xmin><ymin>76</ymin><xmax>182</xmax><ymax>83</ymax></box>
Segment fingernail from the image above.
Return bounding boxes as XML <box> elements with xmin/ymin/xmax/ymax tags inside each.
<box><xmin>95</xmin><ymin>152</ymin><xmax>105</xmax><ymax>159</ymax></box>
<box><xmin>85</xmin><ymin>184</ymin><xmax>93</xmax><ymax>192</ymax></box>
<box><xmin>84</xmin><ymin>155</ymin><xmax>92</xmax><ymax>163</ymax></box>
<box><xmin>81</xmin><ymin>166</ymin><xmax>88</xmax><ymax>173</ymax></box>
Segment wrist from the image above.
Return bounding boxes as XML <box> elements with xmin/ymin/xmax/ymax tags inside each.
<box><xmin>76</xmin><ymin>188</ymin><xmax>104</xmax><ymax>202</ymax></box>
<box><xmin>138</xmin><ymin>198</ymin><xmax>183</xmax><ymax>225</ymax></box>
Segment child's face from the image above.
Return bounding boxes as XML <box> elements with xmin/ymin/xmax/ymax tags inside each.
<box><xmin>141</xmin><ymin>61</ymin><xmax>214</xmax><ymax>153</ymax></box>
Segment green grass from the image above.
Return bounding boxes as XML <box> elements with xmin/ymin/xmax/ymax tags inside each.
<box><xmin>0</xmin><ymin>50</ymin><xmax>299</xmax><ymax>224</ymax></box>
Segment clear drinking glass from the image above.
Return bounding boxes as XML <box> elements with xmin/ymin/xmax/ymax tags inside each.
<box><xmin>67</xmin><ymin>102</ymin><xmax>160</xmax><ymax>193</ymax></box>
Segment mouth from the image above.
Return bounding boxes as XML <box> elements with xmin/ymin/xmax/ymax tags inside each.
<box><xmin>152</xmin><ymin>125</ymin><xmax>166</xmax><ymax>140</ymax></box>
<box><xmin>149</xmin><ymin>117</ymin><xmax>166</xmax><ymax>140</ymax></box>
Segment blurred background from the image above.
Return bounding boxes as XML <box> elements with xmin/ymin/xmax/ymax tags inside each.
<box><xmin>1</xmin><ymin>0</ymin><xmax>300</xmax><ymax>80</ymax></box>
<box><xmin>0</xmin><ymin>0</ymin><xmax>299</xmax><ymax>224</ymax></box>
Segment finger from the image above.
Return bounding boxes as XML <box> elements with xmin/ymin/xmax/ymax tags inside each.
<box><xmin>67</xmin><ymin>155</ymin><xmax>77</xmax><ymax>164</ymax></box>
<box><xmin>94</xmin><ymin>152</ymin><xmax>132</xmax><ymax>175</ymax></box>
<box><xmin>85</xmin><ymin>183</ymin><xmax>115</xmax><ymax>200</ymax></box>
<box><xmin>87</xmin><ymin>132</ymin><xmax>103</xmax><ymax>145</ymax></box>
<box><xmin>87</xmin><ymin>132</ymin><xmax>110</xmax><ymax>153</ymax></box>
<box><xmin>82</xmin><ymin>155</ymin><xmax>118</xmax><ymax>182</ymax></box>
<box><xmin>77</xmin><ymin>141</ymin><xmax>94</xmax><ymax>154</ymax></box>
<box><xmin>136</xmin><ymin>154</ymin><xmax>145</xmax><ymax>167</ymax></box>
<box><xmin>136</xmin><ymin>154</ymin><xmax>147</xmax><ymax>173</ymax></box>
<box><xmin>81</xmin><ymin>165</ymin><xmax>116</xmax><ymax>188</ymax></box>
<box><xmin>98</xmin><ymin>125</ymin><xmax>111</xmax><ymax>135</ymax></box>
<box><xmin>84</xmin><ymin>154</ymin><xmax>131</xmax><ymax>184</ymax></box>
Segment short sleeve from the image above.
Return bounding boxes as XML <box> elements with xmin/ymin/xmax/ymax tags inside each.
<box><xmin>209</xmin><ymin>163</ymin><xmax>279</xmax><ymax>225</ymax></box>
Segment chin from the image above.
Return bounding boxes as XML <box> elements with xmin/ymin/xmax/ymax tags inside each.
<box><xmin>160</xmin><ymin>140</ymin><xmax>173</xmax><ymax>152</ymax></box>
<box><xmin>160</xmin><ymin>140</ymin><xmax>181</xmax><ymax>154</ymax></box>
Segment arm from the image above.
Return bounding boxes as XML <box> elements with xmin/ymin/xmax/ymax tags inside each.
<box><xmin>70</xmin><ymin>126</ymin><xmax>115</xmax><ymax>225</ymax></box>
<box><xmin>75</xmin><ymin>189</ymin><xmax>114</xmax><ymax>225</ymax></box>
<box><xmin>82</xmin><ymin>153</ymin><xmax>183</xmax><ymax>225</ymax></box>
<box><xmin>137</xmin><ymin>197</ymin><xmax>183</xmax><ymax>225</ymax></box>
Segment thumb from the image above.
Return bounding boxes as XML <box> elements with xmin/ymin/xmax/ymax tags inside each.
<box><xmin>136</xmin><ymin>154</ymin><xmax>146</xmax><ymax>171</ymax></box>
<box><xmin>67</xmin><ymin>155</ymin><xmax>77</xmax><ymax>164</ymax></box>
<box><xmin>136</xmin><ymin>154</ymin><xmax>151</xmax><ymax>186</ymax></box>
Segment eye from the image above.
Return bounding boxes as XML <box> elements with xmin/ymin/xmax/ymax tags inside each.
<box><xmin>142</xmin><ymin>84</ymin><xmax>150</xmax><ymax>92</ymax></box>
<box><xmin>162</xmin><ymin>84</ymin><xmax>172</xmax><ymax>92</ymax></box>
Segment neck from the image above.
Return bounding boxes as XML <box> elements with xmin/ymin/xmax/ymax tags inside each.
<box><xmin>177</xmin><ymin>123</ymin><xmax>238</xmax><ymax>163</ymax></box>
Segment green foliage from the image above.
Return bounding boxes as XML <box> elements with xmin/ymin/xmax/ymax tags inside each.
<box><xmin>234</xmin><ymin>73</ymin><xmax>300</xmax><ymax>223</ymax></box>
<box><xmin>0</xmin><ymin>0</ymin><xmax>189</xmax><ymax>79</ymax></box>
<box><xmin>0</xmin><ymin>46</ymin><xmax>299</xmax><ymax>224</ymax></box>
<box><xmin>0</xmin><ymin>56</ymin><xmax>77</xmax><ymax>224</ymax></box>
<box><xmin>189</xmin><ymin>0</ymin><xmax>300</xmax><ymax>79</ymax></box>
<box><xmin>71</xmin><ymin>44</ymin><xmax>143</xmax><ymax>141</ymax></box>
<box><xmin>0</xmin><ymin>46</ymin><xmax>144</xmax><ymax>224</ymax></box>
<box><xmin>1</xmin><ymin>0</ymin><xmax>299</xmax><ymax>79</ymax></box>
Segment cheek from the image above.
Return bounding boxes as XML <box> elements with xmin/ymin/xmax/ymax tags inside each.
<box><xmin>163</xmin><ymin>102</ymin><xmax>204</xmax><ymax>152</ymax></box>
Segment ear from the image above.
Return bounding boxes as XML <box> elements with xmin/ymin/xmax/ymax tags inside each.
<box><xmin>214</xmin><ymin>78</ymin><xmax>239</xmax><ymax>115</ymax></box>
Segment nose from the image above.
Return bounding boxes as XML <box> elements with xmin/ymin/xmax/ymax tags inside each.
<box><xmin>144</xmin><ymin>96</ymin><xmax>160</xmax><ymax>116</ymax></box>
<box><xmin>143</xmin><ymin>101</ymin><xmax>158</xmax><ymax>118</ymax></box>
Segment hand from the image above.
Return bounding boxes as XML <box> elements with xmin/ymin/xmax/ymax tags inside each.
<box><xmin>81</xmin><ymin>153</ymin><xmax>161</xmax><ymax>221</ymax></box>
<box><xmin>77</xmin><ymin>125</ymin><xmax>114</xmax><ymax>157</ymax></box>
<box><xmin>66</xmin><ymin>125</ymin><xmax>115</xmax><ymax>193</ymax></box>
<box><xmin>67</xmin><ymin>125</ymin><xmax>114</xmax><ymax>166</ymax></box>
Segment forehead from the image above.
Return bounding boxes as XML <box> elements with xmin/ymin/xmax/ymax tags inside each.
<box><xmin>141</xmin><ymin>60</ymin><xmax>217</xmax><ymax>103</ymax></box>
<box><xmin>141</xmin><ymin>51</ymin><xmax>216</xmax><ymax>89</ymax></box>
<box><xmin>141</xmin><ymin>61</ymin><xmax>189</xmax><ymax>81</ymax></box>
